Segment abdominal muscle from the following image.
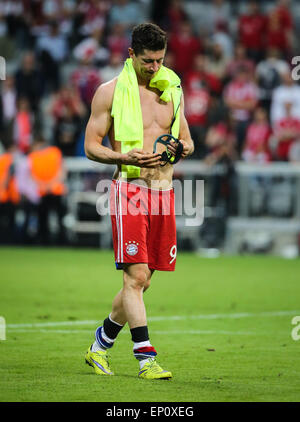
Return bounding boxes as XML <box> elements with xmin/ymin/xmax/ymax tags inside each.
<box><xmin>110</xmin><ymin>115</ymin><xmax>175</xmax><ymax>190</ymax></box>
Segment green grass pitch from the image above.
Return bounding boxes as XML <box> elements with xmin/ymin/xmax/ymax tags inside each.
<box><xmin>0</xmin><ymin>247</ymin><xmax>300</xmax><ymax>402</ymax></box>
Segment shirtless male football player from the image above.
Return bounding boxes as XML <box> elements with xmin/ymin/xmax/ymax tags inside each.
<box><xmin>84</xmin><ymin>23</ymin><xmax>194</xmax><ymax>379</ymax></box>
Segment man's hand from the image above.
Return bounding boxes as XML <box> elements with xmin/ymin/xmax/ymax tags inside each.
<box><xmin>167</xmin><ymin>139</ymin><xmax>193</xmax><ymax>159</ymax></box>
<box><xmin>123</xmin><ymin>149</ymin><xmax>162</xmax><ymax>168</ymax></box>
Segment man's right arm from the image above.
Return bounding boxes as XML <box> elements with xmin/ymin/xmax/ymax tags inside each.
<box><xmin>84</xmin><ymin>82</ymin><xmax>123</xmax><ymax>165</ymax></box>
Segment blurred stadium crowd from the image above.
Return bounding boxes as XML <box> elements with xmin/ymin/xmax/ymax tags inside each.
<box><xmin>1</xmin><ymin>0</ymin><xmax>300</xmax><ymax>246</ymax></box>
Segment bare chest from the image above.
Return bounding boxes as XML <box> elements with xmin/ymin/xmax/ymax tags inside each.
<box><xmin>139</xmin><ymin>87</ymin><xmax>173</xmax><ymax>132</ymax></box>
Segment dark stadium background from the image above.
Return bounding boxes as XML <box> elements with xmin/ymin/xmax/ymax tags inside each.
<box><xmin>1</xmin><ymin>1</ymin><xmax>300</xmax><ymax>404</ymax></box>
<box><xmin>1</xmin><ymin>0</ymin><xmax>300</xmax><ymax>258</ymax></box>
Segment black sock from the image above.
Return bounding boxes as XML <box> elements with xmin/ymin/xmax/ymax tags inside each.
<box><xmin>103</xmin><ymin>314</ymin><xmax>124</xmax><ymax>340</ymax></box>
<box><xmin>130</xmin><ymin>325</ymin><xmax>149</xmax><ymax>343</ymax></box>
<box><xmin>130</xmin><ymin>326</ymin><xmax>157</xmax><ymax>361</ymax></box>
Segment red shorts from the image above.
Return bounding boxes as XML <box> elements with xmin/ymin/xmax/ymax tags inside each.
<box><xmin>110</xmin><ymin>180</ymin><xmax>177</xmax><ymax>271</ymax></box>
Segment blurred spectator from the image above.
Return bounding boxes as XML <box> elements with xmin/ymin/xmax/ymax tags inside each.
<box><xmin>204</xmin><ymin>111</ymin><xmax>238</xmax><ymax>214</ymax></box>
<box><xmin>165</xmin><ymin>0</ymin><xmax>188</xmax><ymax>34</ymax></box>
<box><xmin>42</xmin><ymin>0</ymin><xmax>77</xmax><ymax>37</ymax></box>
<box><xmin>50</xmin><ymin>84</ymin><xmax>86</xmax><ymax>157</ymax></box>
<box><xmin>168</xmin><ymin>20</ymin><xmax>203</xmax><ymax>78</ymax></box>
<box><xmin>241</xmin><ymin>107</ymin><xmax>274</xmax><ymax>215</ymax></box>
<box><xmin>73</xmin><ymin>27</ymin><xmax>109</xmax><ymax>67</ymax></box>
<box><xmin>42</xmin><ymin>0</ymin><xmax>65</xmax><ymax>21</ymax></box>
<box><xmin>205</xmin><ymin>112</ymin><xmax>237</xmax><ymax>166</ymax></box>
<box><xmin>256</xmin><ymin>47</ymin><xmax>290</xmax><ymax>113</ymax></box>
<box><xmin>163</xmin><ymin>50</ymin><xmax>175</xmax><ymax>71</ymax></box>
<box><xmin>13</xmin><ymin>97</ymin><xmax>34</xmax><ymax>154</ymax></box>
<box><xmin>106</xmin><ymin>23</ymin><xmax>130</xmax><ymax>60</ymax></box>
<box><xmin>0</xmin><ymin>75</ymin><xmax>17</xmax><ymax>149</ymax></box>
<box><xmin>270</xmin><ymin>71</ymin><xmax>300</xmax><ymax>125</ymax></box>
<box><xmin>183</xmin><ymin>59</ymin><xmax>211</xmax><ymax>159</ymax></box>
<box><xmin>50</xmin><ymin>85</ymin><xmax>86</xmax><ymax>122</ymax></box>
<box><xmin>0</xmin><ymin>11</ymin><xmax>7</xmax><ymax>36</ymax></box>
<box><xmin>108</xmin><ymin>0</ymin><xmax>145</xmax><ymax>35</ymax></box>
<box><xmin>0</xmin><ymin>13</ymin><xmax>16</xmax><ymax>60</ymax></box>
<box><xmin>226</xmin><ymin>43</ymin><xmax>255</xmax><ymax>81</ymax></box>
<box><xmin>184</xmin><ymin>53</ymin><xmax>223</xmax><ymax>158</ymax></box>
<box><xmin>27</xmin><ymin>4</ymin><xmax>48</xmax><ymax>42</ymax></box>
<box><xmin>272</xmin><ymin>102</ymin><xmax>300</xmax><ymax>161</ymax></box>
<box><xmin>26</xmin><ymin>0</ymin><xmax>44</xmax><ymax>27</ymax></box>
<box><xmin>0</xmin><ymin>0</ymin><xmax>28</xmax><ymax>46</ymax></box>
<box><xmin>242</xmin><ymin>107</ymin><xmax>272</xmax><ymax>163</ymax></box>
<box><xmin>185</xmin><ymin>53</ymin><xmax>222</xmax><ymax>97</ymax></box>
<box><xmin>205</xmin><ymin>42</ymin><xmax>230</xmax><ymax>84</ymax></box>
<box><xmin>150</xmin><ymin>0</ymin><xmax>170</xmax><ymax>30</ymax></box>
<box><xmin>75</xmin><ymin>0</ymin><xmax>110</xmax><ymax>38</ymax></box>
<box><xmin>238</xmin><ymin>0</ymin><xmax>267</xmax><ymax>62</ymax></box>
<box><xmin>202</xmin><ymin>0</ymin><xmax>231</xmax><ymax>35</ymax></box>
<box><xmin>70</xmin><ymin>53</ymin><xmax>101</xmax><ymax>108</ymax></box>
<box><xmin>36</xmin><ymin>20</ymin><xmax>68</xmax><ymax>92</ymax></box>
<box><xmin>53</xmin><ymin>106</ymin><xmax>82</xmax><ymax>157</ymax></box>
<box><xmin>0</xmin><ymin>145</ymin><xmax>20</xmax><ymax>244</ymax></box>
<box><xmin>59</xmin><ymin>1</ymin><xmax>78</xmax><ymax>38</ymax></box>
<box><xmin>275</xmin><ymin>0</ymin><xmax>293</xmax><ymax>26</ymax></box>
<box><xmin>100</xmin><ymin>52</ymin><xmax>124</xmax><ymax>83</ymax></box>
<box><xmin>15</xmin><ymin>51</ymin><xmax>44</xmax><ymax>113</ymax></box>
<box><xmin>27</xmin><ymin>137</ymin><xmax>67</xmax><ymax>245</ymax></box>
<box><xmin>211</xmin><ymin>22</ymin><xmax>233</xmax><ymax>60</ymax></box>
<box><xmin>224</xmin><ymin>66</ymin><xmax>259</xmax><ymax>155</ymax></box>
<box><xmin>265</xmin><ymin>1</ymin><xmax>293</xmax><ymax>59</ymax></box>
<box><xmin>288</xmin><ymin>138</ymin><xmax>300</xmax><ymax>163</ymax></box>
<box><xmin>15</xmin><ymin>145</ymin><xmax>40</xmax><ymax>244</ymax></box>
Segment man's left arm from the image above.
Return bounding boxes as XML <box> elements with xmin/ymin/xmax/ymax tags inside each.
<box><xmin>169</xmin><ymin>94</ymin><xmax>194</xmax><ymax>158</ymax></box>
<box><xmin>178</xmin><ymin>94</ymin><xmax>194</xmax><ymax>158</ymax></box>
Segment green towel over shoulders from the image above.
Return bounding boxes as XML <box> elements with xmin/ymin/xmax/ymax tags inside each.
<box><xmin>111</xmin><ymin>58</ymin><xmax>182</xmax><ymax>178</ymax></box>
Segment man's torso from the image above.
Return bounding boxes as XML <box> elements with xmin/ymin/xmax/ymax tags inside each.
<box><xmin>107</xmin><ymin>78</ymin><xmax>175</xmax><ymax>189</ymax></box>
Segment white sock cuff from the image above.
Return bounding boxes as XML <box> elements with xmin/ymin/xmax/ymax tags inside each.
<box><xmin>133</xmin><ymin>340</ymin><xmax>151</xmax><ymax>350</ymax></box>
<box><xmin>91</xmin><ymin>341</ymin><xmax>106</xmax><ymax>352</ymax></box>
<box><xmin>101</xmin><ymin>327</ymin><xmax>115</xmax><ymax>344</ymax></box>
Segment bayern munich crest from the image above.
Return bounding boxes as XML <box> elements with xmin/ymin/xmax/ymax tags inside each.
<box><xmin>125</xmin><ymin>241</ymin><xmax>139</xmax><ymax>256</ymax></box>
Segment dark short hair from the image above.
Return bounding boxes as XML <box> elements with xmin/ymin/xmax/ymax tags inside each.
<box><xmin>131</xmin><ymin>23</ymin><xmax>167</xmax><ymax>56</ymax></box>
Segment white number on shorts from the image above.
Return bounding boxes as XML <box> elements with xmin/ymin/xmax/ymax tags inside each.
<box><xmin>169</xmin><ymin>245</ymin><xmax>177</xmax><ymax>264</ymax></box>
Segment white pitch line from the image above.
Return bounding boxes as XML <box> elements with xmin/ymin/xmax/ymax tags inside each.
<box><xmin>6</xmin><ymin>310</ymin><xmax>300</xmax><ymax>329</ymax></box>
<box><xmin>6</xmin><ymin>320</ymin><xmax>99</xmax><ymax>328</ymax></box>
<box><xmin>7</xmin><ymin>329</ymin><xmax>254</xmax><ymax>335</ymax></box>
<box><xmin>148</xmin><ymin>310</ymin><xmax>300</xmax><ymax>322</ymax></box>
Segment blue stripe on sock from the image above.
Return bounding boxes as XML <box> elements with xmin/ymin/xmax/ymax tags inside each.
<box><xmin>95</xmin><ymin>326</ymin><xmax>113</xmax><ymax>349</ymax></box>
<box><xmin>134</xmin><ymin>351</ymin><xmax>157</xmax><ymax>358</ymax></box>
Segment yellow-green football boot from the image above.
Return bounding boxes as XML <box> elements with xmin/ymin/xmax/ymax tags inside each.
<box><xmin>85</xmin><ymin>345</ymin><xmax>114</xmax><ymax>375</ymax></box>
<box><xmin>138</xmin><ymin>358</ymin><xmax>172</xmax><ymax>380</ymax></box>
